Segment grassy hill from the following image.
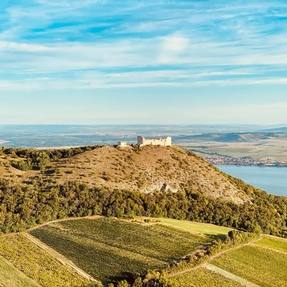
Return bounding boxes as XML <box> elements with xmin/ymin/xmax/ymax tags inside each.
<box><xmin>1</xmin><ymin>144</ymin><xmax>286</xmax><ymax>237</ymax></box>
<box><xmin>0</xmin><ymin>145</ymin><xmax>250</xmax><ymax>204</ymax></box>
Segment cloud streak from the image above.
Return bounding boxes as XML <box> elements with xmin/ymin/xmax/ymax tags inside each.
<box><xmin>0</xmin><ymin>0</ymin><xmax>287</xmax><ymax>92</ymax></box>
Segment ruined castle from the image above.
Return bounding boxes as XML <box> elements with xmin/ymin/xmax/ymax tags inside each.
<box><xmin>137</xmin><ymin>136</ymin><xmax>172</xmax><ymax>147</ymax></box>
<box><xmin>118</xmin><ymin>136</ymin><xmax>172</xmax><ymax>148</ymax></box>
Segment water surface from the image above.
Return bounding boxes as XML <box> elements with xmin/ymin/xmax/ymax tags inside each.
<box><xmin>218</xmin><ymin>165</ymin><xmax>287</xmax><ymax>196</ymax></box>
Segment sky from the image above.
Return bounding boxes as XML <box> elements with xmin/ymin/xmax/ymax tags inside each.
<box><xmin>1</xmin><ymin>0</ymin><xmax>287</xmax><ymax>124</ymax></box>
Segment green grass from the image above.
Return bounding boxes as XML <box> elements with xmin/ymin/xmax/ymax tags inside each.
<box><xmin>254</xmin><ymin>236</ymin><xmax>287</xmax><ymax>253</ymax></box>
<box><xmin>168</xmin><ymin>268</ymin><xmax>242</xmax><ymax>287</ymax></box>
<box><xmin>0</xmin><ymin>255</ymin><xmax>40</xmax><ymax>287</ymax></box>
<box><xmin>0</xmin><ymin>234</ymin><xmax>92</xmax><ymax>287</ymax></box>
<box><xmin>30</xmin><ymin>217</ymin><xmax>207</xmax><ymax>283</ymax></box>
<box><xmin>151</xmin><ymin>217</ymin><xmax>232</xmax><ymax>237</ymax></box>
<box><xmin>211</xmin><ymin>244</ymin><xmax>287</xmax><ymax>287</ymax></box>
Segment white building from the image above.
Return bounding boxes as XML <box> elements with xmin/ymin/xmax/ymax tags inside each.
<box><xmin>118</xmin><ymin>141</ymin><xmax>129</xmax><ymax>148</ymax></box>
<box><xmin>137</xmin><ymin>136</ymin><xmax>172</xmax><ymax>147</ymax></box>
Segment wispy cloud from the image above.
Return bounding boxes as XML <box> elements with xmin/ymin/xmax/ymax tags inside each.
<box><xmin>1</xmin><ymin>0</ymin><xmax>287</xmax><ymax>92</ymax></box>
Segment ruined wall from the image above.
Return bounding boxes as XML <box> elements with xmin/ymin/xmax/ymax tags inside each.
<box><xmin>137</xmin><ymin>136</ymin><xmax>172</xmax><ymax>147</ymax></box>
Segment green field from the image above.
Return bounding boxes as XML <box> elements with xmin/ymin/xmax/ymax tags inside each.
<box><xmin>0</xmin><ymin>234</ymin><xmax>92</xmax><ymax>287</ymax></box>
<box><xmin>169</xmin><ymin>236</ymin><xmax>287</xmax><ymax>287</ymax></box>
<box><xmin>152</xmin><ymin>218</ymin><xmax>232</xmax><ymax>237</ymax></box>
<box><xmin>30</xmin><ymin>217</ymin><xmax>210</xmax><ymax>283</ymax></box>
<box><xmin>0</xmin><ymin>255</ymin><xmax>40</xmax><ymax>287</ymax></box>
<box><xmin>211</xmin><ymin>244</ymin><xmax>287</xmax><ymax>287</ymax></box>
<box><xmin>255</xmin><ymin>236</ymin><xmax>287</xmax><ymax>253</ymax></box>
<box><xmin>168</xmin><ymin>268</ymin><xmax>242</xmax><ymax>287</ymax></box>
<box><xmin>2</xmin><ymin>217</ymin><xmax>286</xmax><ymax>287</ymax></box>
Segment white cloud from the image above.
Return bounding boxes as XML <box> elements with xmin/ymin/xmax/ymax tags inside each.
<box><xmin>161</xmin><ymin>34</ymin><xmax>189</xmax><ymax>53</ymax></box>
<box><xmin>1</xmin><ymin>0</ymin><xmax>287</xmax><ymax>92</ymax></box>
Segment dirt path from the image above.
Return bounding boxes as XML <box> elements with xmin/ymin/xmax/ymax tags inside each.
<box><xmin>22</xmin><ymin>233</ymin><xmax>100</xmax><ymax>284</ymax></box>
<box><xmin>204</xmin><ymin>263</ymin><xmax>261</xmax><ymax>287</ymax></box>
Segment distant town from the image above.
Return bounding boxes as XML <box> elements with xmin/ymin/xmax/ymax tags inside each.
<box><xmin>196</xmin><ymin>151</ymin><xmax>287</xmax><ymax>167</ymax></box>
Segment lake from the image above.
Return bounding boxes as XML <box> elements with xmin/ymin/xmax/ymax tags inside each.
<box><xmin>218</xmin><ymin>165</ymin><xmax>287</xmax><ymax>197</ymax></box>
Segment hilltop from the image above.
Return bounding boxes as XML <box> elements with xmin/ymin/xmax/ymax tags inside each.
<box><xmin>49</xmin><ymin>145</ymin><xmax>249</xmax><ymax>204</ymax></box>
<box><xmin>0</xmin><ymin>145</ymin><xmax>286</xmax><ymax>236</ymax></box>
<box><xmin>0</xmin><ymin>145</ymin><xmax>250</xmax><ymax>204</ymax></box>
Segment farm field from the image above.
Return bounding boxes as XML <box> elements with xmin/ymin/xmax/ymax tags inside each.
<box><xmin>168</xmin><ymin>235</ymin><xmax>287</xmax><ymax>287</ymax></box>
<box><xmin>1</xmin><ymin>217</ymin><xmax>286</xmax><ymax>287</ymax></box>
<box><xmin>211</xmin><ymin>243</ymin><xmax>287</xmax><ymax>287</ymax></box>
<box><xmin>0</xmin><ymin>255</ymin><xmax>40</xmax><ymax>287</ymax></box>
<box><xmin>0</xmin><ymin>234</ymin><xmax>92</xmax><ymax>287</ymax></box>
<box><xmin>168</xmin><ymin>267</ymin><xmax>242</xmax><ymax>287</ymax></box>
<box><xmin>255</xmin><ymin>236</ymin><xmax>287</xmax><ymax>253</ymax></box>
<box><xmin>29</xmin><ymin>217</ymin><xmax>217</xmax><ymax>283</ymax></box>
<box><xmin>150</xmin><ymin>217</ymin><xmax>232</xmax><ymax>237</ymax></box>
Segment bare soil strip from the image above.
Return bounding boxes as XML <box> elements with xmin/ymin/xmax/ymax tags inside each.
<box><xmin>204</xmin><ymin>263</ymin><xmax>261</xmax><ymax>287</ymax></box>
<box><xmin>22</xmin><ymin>233</ymin><xmax>99</xmax><ymax>284</ymax></box>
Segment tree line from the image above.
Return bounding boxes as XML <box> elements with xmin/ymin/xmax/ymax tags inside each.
<box><xmin>0</xmin><ymin>178</ymin><xmax>286</xmax><ymax>237</ymax></box>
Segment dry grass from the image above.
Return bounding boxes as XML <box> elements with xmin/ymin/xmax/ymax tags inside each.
<box><xmin>51</xmin><ymin>146</ymin><xmax>249</xmax><ymax>203</ymax></box>
<box><xmin>0</xmin><ymin>145</ymin><xmax>251</xmax><ymax>203</ymax></box>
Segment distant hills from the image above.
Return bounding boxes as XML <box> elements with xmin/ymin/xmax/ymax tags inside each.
<box><xmin>1</xmin><ymin>124</ymin><xmax>287</xmax><ymax>147</ymax></box>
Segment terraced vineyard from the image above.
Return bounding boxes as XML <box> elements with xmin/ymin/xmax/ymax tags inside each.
<box><xmin>1</xmin><ymin>217</ymin><xmax>286</xmax><ymax>287</ymax></box>
<box><xmin>30</xmin><ymin>217</ymin><xmax>209</xmax><ymax>283</ymax></box>
<box><xmin>169</xmin><ymin>235</ymin><xmax>287</xmax><ymax>287</ymax></box>
<box><xmin>0</xmin><ymin>234</ymin><xmax>93</xmax><ymax>287</ymax></box>
<box><xmin>211</xmin><ymin>243</ymin><xmax>287</xmax><ymax>287</ymax></box>
<box><xmin>169</xmin><ymin>268</ymin><xmax>243</xmax><ymax>287</ymax></box>
<box><xmin>0</xmin><ymin>255</ymin><xmax>40</xmax><ymax>287</ymax></box>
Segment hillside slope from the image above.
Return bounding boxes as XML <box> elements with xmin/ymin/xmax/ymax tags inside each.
<box><xmin>48</xmin><ymin>146</ymin><xmax>249</xmax><ymax>203</ymax></box>
<box><xmin>1</xmin><ymin>145</ymin><xmax>251</xmax><ymax>204</ymax></box>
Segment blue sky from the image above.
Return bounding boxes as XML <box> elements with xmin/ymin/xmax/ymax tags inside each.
<box><xmin>1</xmin><ymin>0</ymin><xmax>287</xmax><ymax>124</ymax></box>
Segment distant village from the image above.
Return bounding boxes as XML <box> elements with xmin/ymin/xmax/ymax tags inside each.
<box><xmin>203</xmin><ymin>153</ymin><xmax>287</xmax><ymax>167</ymax></box>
